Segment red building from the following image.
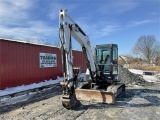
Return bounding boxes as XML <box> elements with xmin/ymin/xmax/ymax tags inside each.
<box><xmin>0</xmin><ymin>38</ymin><xmax>86</xmax><ymax>90</ymax></box>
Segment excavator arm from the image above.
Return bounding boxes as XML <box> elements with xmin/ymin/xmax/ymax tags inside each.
<box><xmin>59</xmin><ymin>9</ymin><xmax>95</xmax><ymax>109</ymax></box>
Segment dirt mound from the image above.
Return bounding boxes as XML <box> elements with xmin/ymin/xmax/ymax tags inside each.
<box><xmin>118</xmin><ymin>65</ymin><xmax>152</xmax><ymax>86</ymax></box>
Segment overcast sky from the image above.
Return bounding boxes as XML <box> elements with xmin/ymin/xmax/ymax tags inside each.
<box><xmin>0</xmin><ymin>0</ymin><xmax>160</xmax><ymax>54</ymax></box>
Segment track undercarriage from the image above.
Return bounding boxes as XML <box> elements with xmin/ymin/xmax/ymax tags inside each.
<box><xmin>75</xmin><ymin>82</ymin><xmax>125</xmax><ymax>104</ymax></box>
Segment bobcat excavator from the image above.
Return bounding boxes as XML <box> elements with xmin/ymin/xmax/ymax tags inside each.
<box><xmin>59</xmin><ymin>9</ymin><xmax>125</xmax><ymax>110</ymax></box>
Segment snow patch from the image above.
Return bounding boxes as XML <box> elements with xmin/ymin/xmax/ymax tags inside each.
<box><xmin>0</xmin><ymin>76</ymin><xmax>63</xmax><ymax>97</ymax></box>
<box><xmin>129</xmin><ymin>69</ymin><xmax>160</xmax><ymax>83</ymax></box>
<box><xmin>0</xmin><ymin>73</ymin><xmax>86</xmax><ymax>97</ymax></box>
<box><xmin>128</xmin><ymin>69</ymin><xmax>144</xmax><ymax>75</ymax></box>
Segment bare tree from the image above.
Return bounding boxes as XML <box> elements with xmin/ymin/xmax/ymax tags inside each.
<box><xmin>52</xmin><ymin>40</ymin><xmax>60</xmax><ymax>47</ymax></box>
<box><xmin>155</xmin><ymin>45</ymin><xmax>160</xmax><ymax>66</ymax></box>
<box><xmin>132</xmin><ymin>35</ymin><xmax>160</xmax><ymax>64</ymax></box>
<box><xmin>25</xmin><ymin>38</ymin><xmax>32</xmax><ymax>43</ymax></box>
<box><xmin>44</xmin><ymin>39</ymin><xmax>52</xmax><ymax>45</ymax></box>
<box><xmin>36</xmin><ymin>38</ymin><xmax>52</xmax><ymax>46</ymax></box>
<box><xmin>37</xmin><ymin>37</ymin><xmax>45</xmax><ymax>44</ymax></box>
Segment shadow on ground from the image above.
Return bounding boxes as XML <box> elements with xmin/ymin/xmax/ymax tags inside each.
<box><xmin>119</xmin><ymin>88</ymin><xmax>160</xmax><ymax>105</ymax></box>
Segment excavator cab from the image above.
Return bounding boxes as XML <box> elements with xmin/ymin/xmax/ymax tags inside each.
<box><xmin>95</xmin><ymin>44</ymin><xmax>118</xmax><ymax>84</ymax></box>
<box><xmin>75</xmin><ymin>44</ymin><xmax>124</xmax><ymax>105</ymax></box>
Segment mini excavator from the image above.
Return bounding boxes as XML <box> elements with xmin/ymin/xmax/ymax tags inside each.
<box><xmin>59</xmin><ymin>9</ymin><xmax>125</xmax><ymax>109</ymax></box>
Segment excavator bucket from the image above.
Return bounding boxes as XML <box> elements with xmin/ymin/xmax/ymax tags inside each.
<box><xmin>75</xmin><ymin>89</ymin><xmax>115</xmax><ymax>104</ymax></box>
<box><xmin>62</xmin><ymin>93</ymin><xmax>81</xmax><ymax>110</ymax></box>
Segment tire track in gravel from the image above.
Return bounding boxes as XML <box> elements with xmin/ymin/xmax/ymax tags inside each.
<box><xmin>50</xmin><ymin>103</ymin><xmax>92</xmax><ymax>120</ymax></box>
<box><xmin>0</xmin><ymin>94</ymin><xmax>63</xmax><ymax>119</ymax></box>
<box><xmin>25</xmin><ymin>95</ymin><xmax>63</xmax><ymax>119</ymax></box>
<box><xmin>0</xmin><ymin>85</ymin><xmax>62</xmax><ymax>114</ymax></box>
<box><xmin>75</xmin><ymin>103</ymin><xmax>114</xmax><ymax>120</ymax></box>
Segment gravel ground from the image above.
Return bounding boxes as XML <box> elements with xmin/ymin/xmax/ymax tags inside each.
<box><xmin>0</xmin><ymin>83</ymin><xmax>160</xmax><ymax>120</ymax></box>
<box><xmin>0</xmin><ymin>66</ymin><xmax>159</xmax><ymax>120</ymax></box>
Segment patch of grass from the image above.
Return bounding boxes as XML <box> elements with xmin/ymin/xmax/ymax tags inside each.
<box><xmin>127</xmin><ymin>66</ymin><xmax>160</xmax><ymax>72</ymax></box>
<box><xmin>141</xmin><ymin>66</ymin><xmax>160</xmax><ymax>72</ymax></box>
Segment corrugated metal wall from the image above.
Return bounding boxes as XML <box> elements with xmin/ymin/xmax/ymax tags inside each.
<box><xmin>0</xmin><ymin>39</ymin><xmax>87</xmax><ymax>90</ymax></box>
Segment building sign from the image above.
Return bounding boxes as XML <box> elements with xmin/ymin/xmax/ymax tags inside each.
<box><xmin>40</xmin><ymin>53</ymin><xmax>57</xmax><ymax>68</ymax></box>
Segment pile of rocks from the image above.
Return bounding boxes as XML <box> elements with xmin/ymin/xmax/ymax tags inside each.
<box><xmin>118</xmin><ymin>65</ymin><xmax>152</xmax><ymax>86</ymax></box>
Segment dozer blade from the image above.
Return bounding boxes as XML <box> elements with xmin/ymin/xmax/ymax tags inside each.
<box><xmin>75</xmin><ymin>83</ymin><xmax>125</xmax><ymax>104</ymax></box>
<box><xmin>75</xmin><ymin>89</ymin><xmax>115</xmax><ymax>104</ymax></box>
<box><xmin>62</xmin><ymin>93</ymin><xmax>81</xmax><ymax>110</ymax></box>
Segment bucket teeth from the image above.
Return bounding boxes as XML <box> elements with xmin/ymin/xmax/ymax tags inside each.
<box><xmin>62</xmin><ymin>93</ymin><xmax>81</xmax><ymax>110</ymax></box>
